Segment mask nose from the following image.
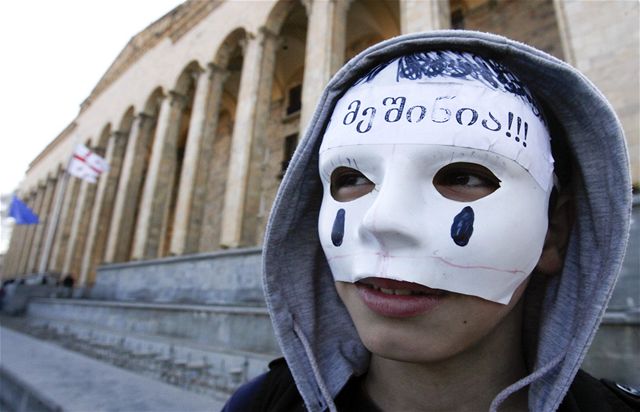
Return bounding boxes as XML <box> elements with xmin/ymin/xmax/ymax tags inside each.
<box><xmin>358</xmin><ymin>174</ymin><xmax>424</xmax><ymax>250</ymax></box>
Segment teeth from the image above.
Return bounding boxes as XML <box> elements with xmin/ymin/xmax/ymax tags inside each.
<box><xmin>371</xmin><ymin>285</ymin><xmax>421</xmax><ymax>296</ymax></box>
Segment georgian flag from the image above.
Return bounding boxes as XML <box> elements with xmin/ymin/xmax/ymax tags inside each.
<box><xmin>67</xmin><ymin>144</ymin><xmax>109</xmax><ymax>183</ymax></box>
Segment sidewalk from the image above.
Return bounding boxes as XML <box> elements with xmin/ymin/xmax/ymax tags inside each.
<box><xmin>0</xmin><ymin>325</ymin><xmax>225</xmax><ymax>412</ymax></box>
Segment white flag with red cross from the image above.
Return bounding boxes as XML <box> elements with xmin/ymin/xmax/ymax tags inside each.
<box><xmin>67</xmin><ymin>144</ymin><xmax>109</xmax><ymax>183</ymax></box>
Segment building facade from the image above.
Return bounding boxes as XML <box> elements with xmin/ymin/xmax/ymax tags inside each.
<box><xmin>2</xmin><ymin>0</ymin><xmax>639</xmax><ymax>287</ymax></box>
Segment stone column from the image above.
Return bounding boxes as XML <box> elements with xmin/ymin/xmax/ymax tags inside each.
<box><xmin>62</xmin><ymin>148</ymin><xmax>103</xmax><ymax>279</ymax></box>
<box><xmin>191</xmin><ymin>64</ymin><xmax>229</xmax><ymax>253</ymax></box>
<box><xmin>220</xmin><ymin>28</ymin><xmax>279</xmax><ymax>248</ymax></box>
<box><xmin>13</xmin><ymin>194</ymin><xmax>28</xmax><ymax>275</ymax></box>
<box><xmin>18</xmin><ymin>188</ymin><xmax>44</xmax><ymax>274</ymax></box>
<box><xmin>131</xmin><ymin>92</ymin><xmax>185</xmax><ymax>260</ymax></box>
<box><xmin>300</xmin><ymin>0</ymin><xmax>350</xmax><ymax>130</ymax></box>
<box><xmin>38</xmin><ymin>170</ymin><xmax>68</xmax><ymax>273</ymax></box>
<box><xmin>14</xmin><ymin>193</ymin><xmax>36</xmax><ymax>274</ymax></box>
<box><xmin>79</xmin><ymin>131</ymin><xmax>129</xmax><ymax>285</ymax></box>
<box><xmin>104</xmin><ymin>113</ymin><xmax>156</xmax><ymax>263</ymax></box>
<box><xmin>400</xmin><ymin>0</ymin><xmax>450</xmax><ymax>34</ymax></box>
<box><xmin>27</xmin><ymin>177</ymin><xmax>57</xmax><ymax>273</ymax></box>
<box><xmin>4</xmin><ymin>218</ymin><xmax>25</xmax><ymax>275</ymax></box>
<box><xmin>169</xmin><ymin>66</ymin><xmax>211</xmax><ymax>255</ymax></box>
<box><xmin>49</xmin><ymin>175</ymin><xmax>81</xmax><ymax>273</ymax></box>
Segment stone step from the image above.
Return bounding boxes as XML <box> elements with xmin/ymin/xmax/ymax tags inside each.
<box><xmin>0</xmin><ymin>325</ymin><xmax>224</xmax><ymax>412</ymax></box>
<box><xmin>26</xmin><ymin>297</ymin><xmax>280</xmax><ymax>355</ymax></box>
<box><xmin>92</xmin><ymin>247</ymin><xmax>265</xmax><ymax>306</ymax></box>
<box><xmin>20</xmin><ymin>315</ymin><xmax>277</xmax><ymax>386</ymax></box>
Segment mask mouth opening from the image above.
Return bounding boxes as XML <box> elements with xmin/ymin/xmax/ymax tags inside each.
<box><xmin>356</xmin><ymin>277</ymin><xmax>449</xmax><ymax>297</ymax></box>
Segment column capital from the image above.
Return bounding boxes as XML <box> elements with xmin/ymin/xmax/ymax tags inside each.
<box><xmin>92</xmin><ymin>146</ymin><xmax>107</xmax><ymax>157</ymax></box>
<box><xmin>110</xmin><ymin>130</ymin><xmax>128</xmax><ymax>141</ymax></box>
<box><xmin>207</xmin><ymin>62</ymin><xmax>231</xmax><ymax>81</ymax></box>
<box><xmin>168</xmin><ymin>90</ymin><xmax>188</xmax><ymax>108</ymax></box>
<box><xmin>207</xmin><ymin>61</ymin><xmax>226</xmax><ymax>74</ymax></box>
<box><xmin>137</xmin><ymin>111</ymin><xmax>154</xmax><ymax>121</ymax></box>
<box><xmin>330</xmin><ymin>0</ymin><xmax>353</xmax><ymax>8</ymax></box>
<box><xmin>257</xmin><ymin>26</ymin><xmax>281</xmax><ymax>47</ymax></box>
<box><xmin>300</xmin><ymin>0</ymin><xmax>312</xmax><ymax>16</ymax></box>
<box><xmin>189</xmin><ymin>66</ymin><xmax>204</xmax><ymax>82</ymax></box>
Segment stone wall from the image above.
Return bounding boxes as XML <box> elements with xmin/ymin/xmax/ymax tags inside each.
<box><xmin>91</xmin><ymin>247</ymin><xmax>263</xmax><ymax>305</ymax></box>
<box><xmin>555</xmin><ymin>0</ymin><xmax>640</xmax><ymax>185</ymax></box>
<box><xmin>455</xmin><ymin>0</ymin><xmax>564</xmax><ymax>59</ymax></box>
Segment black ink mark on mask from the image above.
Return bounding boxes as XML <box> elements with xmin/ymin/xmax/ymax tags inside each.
<box><xmin>343</xmin><ymin>99</ymin><xmax>376</xmax><ymax>133</ymax></box>
<box><xmin>456</xmin><ymin>108</ymin><xmax>478</xmax><ymax>126</ymax></box>
<box><xmin>515</xmin><ymin>116</ymin><xmax>522</xmax><ymax>142</ymax></box>
<box><xmin>352</xmin><ymin>51</ymin><xmax>543</xmax><ymax>120</ymax></box>
<box><xmin>357</xmin><ymin>107</ymin><xmax>376</xmax><ymax>133</ymax></box>
<box><xmin>451</xmin><ymin>206</ymin><xmax>474</xmax><ymax>247</ymax></box>
<box><xmin>523</xmin><ymin>122</ymin><xmax>528</xmax><ymax>147</ymax></box>
<box><xmin>383</xmin><ymin>96</ymin><xmax>406</xmax><ymax>122</ymax></box>
<box><xmin>343</xmin><ymin>100</ymin><xmax>360</xmax><ymax>125</ymax></box>
<box><xmin>506</xmin><ymin>112</ymin><xmax>514</xmax><ymax>138</ymax></box>
<box><xmin>481</xmin><ymin>112</ymin><xmax>501</xmax><ymax>131</ymax></box>
<box><xmin>332</xmin><ymin>209</ymin><xmax>346</xmax><ymax>247</ymax></box>
<box><xmin>407</xmin><ymin>105</ymin><xmax>427</xmax><ymax>122</ymax></box>
<box><xmin>353</xmin><ymin>59</ymin><xmax>396</xmax><ymax>86</ymax></box>
<box><xmin>431</xmin><ymin>95</ymin><xmax>455</xmax><ymax>123</ymax></box>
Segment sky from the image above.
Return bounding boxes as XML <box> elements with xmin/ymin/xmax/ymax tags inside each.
<box><xmin>0</xmin><ymin>0</ymin><xmax>185</xmax><ymax>197</ymax></box>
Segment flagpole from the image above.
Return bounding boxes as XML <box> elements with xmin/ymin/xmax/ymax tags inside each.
<box><xmin>37</xmin><ymin>170</ymin><xmax>70</xmax><ymax>275</ymax></box>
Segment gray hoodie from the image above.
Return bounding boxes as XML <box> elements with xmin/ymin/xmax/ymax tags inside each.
<box><xmin>262</xmin><ymin>30</ymin><xmax>632</xmax><ymax>412</ymax></box>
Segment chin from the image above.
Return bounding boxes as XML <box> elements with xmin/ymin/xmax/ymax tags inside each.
<box><xmin>354</xmin><ymin>313</ymin><xmax>477</xmax><ymax>364</ymax></box>
<box><xmin>335</xmin><ymin>280</ymin><xmax>528</xmax><ymax>365</ymax></box>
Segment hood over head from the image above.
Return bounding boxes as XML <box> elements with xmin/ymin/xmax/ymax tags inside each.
<box><xmin>262</xmin><ymin>30</ymin><xmax>632</xmax><ymax>412</ymax></box>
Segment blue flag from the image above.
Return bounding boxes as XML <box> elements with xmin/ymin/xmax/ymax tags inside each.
<box><xmin>8</xmin><ymin>195</ymin><xmax>39</xmax><ymax>225</ymax></box>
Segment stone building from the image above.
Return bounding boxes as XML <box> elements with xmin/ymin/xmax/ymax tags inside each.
<box><xmin>1</xmin><ymin>0</ymin><xmax>638</xmax><ymax>395</ymax></box>
<box><xmin>3</xmin><ymin>0</ymin><xmax>638</xmax><ymax>284</ymax></box>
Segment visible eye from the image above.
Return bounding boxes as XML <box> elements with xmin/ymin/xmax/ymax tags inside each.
<box><xmin>433</xmin><ymin>162</ymin><xmax>501</xmax><ymax>202</ymax></box>
<box><xmin>330</xmin><ymin>166</ymin><xmax>375</xmax><ymax>202</ymax></box>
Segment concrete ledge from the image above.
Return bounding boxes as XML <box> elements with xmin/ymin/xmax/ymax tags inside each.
<box><xmin>27</xmin><ymin>298</ymin><xmax>279</xmax><ymax>355</ymax></box>
<box><xmin>0</xmin><ymin>366</ymin><xmax>62</xmax><ymax>412</ymax></box>
<box><xmin>100</xmin><ymin>246</ymin><xmax>262</xmax><ymax>270</ymax></box>
<box><xmin>30</xmin><ymin>297</ymin><xmax>270</xmax><ymax>315</ymax></box>
<box><xmin>91</xmin><ymin>247</ymin><xmax>264</xmax><ymax>305</ymax></box>
<box><xmin>0</xmin><ymin>326</ymin><xmax>223</xmax><ymax>411</ymax></box>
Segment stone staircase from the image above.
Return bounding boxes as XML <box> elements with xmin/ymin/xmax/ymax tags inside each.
<box><xmin>1</xmin><ymin>247</ymin><xmax>281</xmax><ymax>410</ymax></box>
<box><xmin>19</xmin><ymin>298</ymin><xmax>278</xmax><ymax>397</ymax></box>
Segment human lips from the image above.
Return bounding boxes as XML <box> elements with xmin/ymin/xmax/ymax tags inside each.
<box><xmin>355</xmin><ymin>277</ymin><xmax>447</xmax><ymax>318</ymax></box>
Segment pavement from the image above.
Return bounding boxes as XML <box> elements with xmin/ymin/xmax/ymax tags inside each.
<box><xmin>0</xmin><ymin>325</ymin><xmax>225</xmax><ymax>412</ymax></box>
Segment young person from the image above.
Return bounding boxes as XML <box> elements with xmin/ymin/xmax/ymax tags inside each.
<box><xmin>224</xmin><ymin>31</ymin><xmax>635</xmax><ymax>411</ymax></box>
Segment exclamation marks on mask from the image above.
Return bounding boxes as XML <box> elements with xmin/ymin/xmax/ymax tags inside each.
<box><xmin>505</xmin><ymin>112</ymin><xmax>528</xmax><ymax>148</ymax></box>
<box><xmin>451</xmin><ymin>206</ymin><xmax>474</xmax><ymax>247</ymax></box>
<box><xmin>332</xmin><ymin>208</ymin><xmax>345</xmax><ymax>246</ymax></box>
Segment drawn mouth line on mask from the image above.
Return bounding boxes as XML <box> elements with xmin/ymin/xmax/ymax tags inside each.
<box><xmin>327</xmin><ymin>252</ymin><xmax>526</xmax><ymax>275</ymax></box>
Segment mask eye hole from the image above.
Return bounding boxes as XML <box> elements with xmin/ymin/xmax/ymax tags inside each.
<box><xmin>330</xmin><ymin>166</ymin><xmax>375</xmax><ymax>202</ymax></box>
<box><xmin>433</xmin><ymin>162</ymin><xmax>501</xmax><ymax>202</ymax></box>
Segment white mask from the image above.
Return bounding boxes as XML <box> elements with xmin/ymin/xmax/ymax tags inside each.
<box><xmin>318</xmin><ymin>52</ymin><xmax>554</xmax><ymax>304</ymax></box>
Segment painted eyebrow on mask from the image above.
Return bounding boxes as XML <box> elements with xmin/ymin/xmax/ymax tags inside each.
<box><xmin>352</xmin><ymin>50</ymin><xmax>542</xmax><ymax>118</ymax></box>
